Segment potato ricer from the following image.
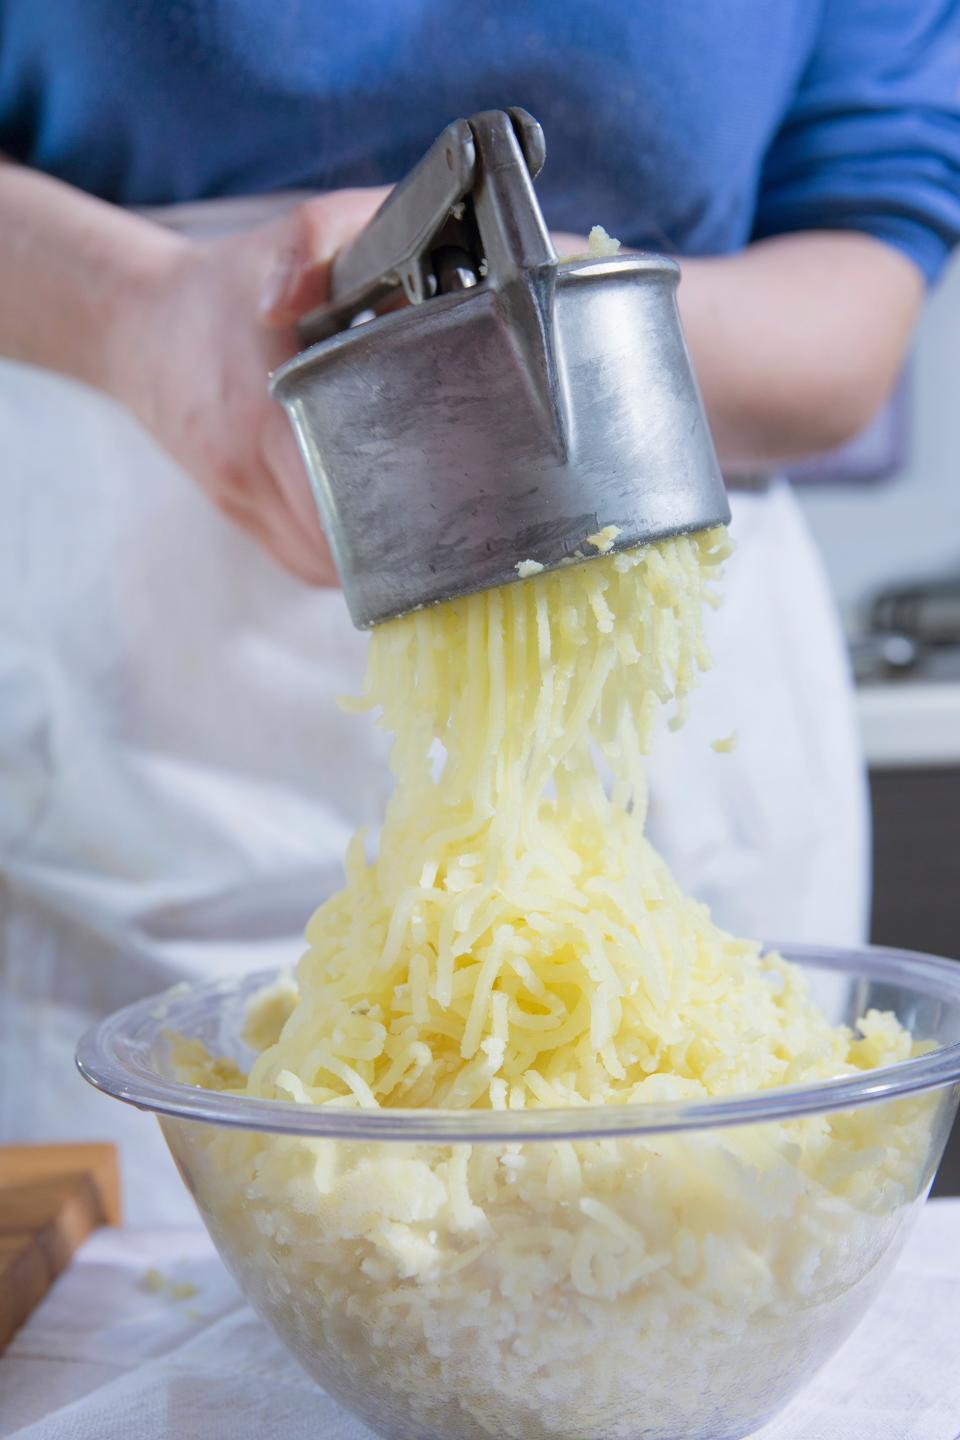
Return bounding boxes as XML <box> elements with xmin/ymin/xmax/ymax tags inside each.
<box><xmin>270</xmin><ymin>108</ymin><xmax>729</xmax><ymax>627</ymax></box>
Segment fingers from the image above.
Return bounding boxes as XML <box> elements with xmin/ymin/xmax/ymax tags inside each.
<box><xmin>255</xmin><ymin>501</ymin><xmax>336</xmax><ymax>587</ymax></box>
<box><xmin>261</xmin><ymin>411</ymin><xmax>339</xmax><ymax>585</ymax></box>
<box><xmin>220</xmin><ymin>486</ymin><xmax>336</xmax><ymax>587</ymax></box>
<box><xmin>259</xmin><ymin>187</ymin><xmax>392</xmax><ymax>329</ymax></box>
<box><xmin>259</xmin><ymin>409</ymin><xmax>317</xmax><ymax>526</ymax></box>
<box><xmin>214</xmin><ymin>432</ymin><xmax>336</xmax><ymax>587</ymax></box>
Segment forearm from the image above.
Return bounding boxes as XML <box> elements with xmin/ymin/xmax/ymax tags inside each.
<box><xmin>676</xmin><ymin>232</ymin><xmax>923</xmax><ymax>471</ymax></box>
<box><xmin>0</xmin><ymin>160</ymin><xmax>183</xmax><ymax>395</ymax></box>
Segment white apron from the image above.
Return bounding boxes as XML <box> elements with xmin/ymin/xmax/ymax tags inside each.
<box><xmin>0</xmin><ymin>197</ymin><xmax>868</xmax><ymax>1223</ymax></box>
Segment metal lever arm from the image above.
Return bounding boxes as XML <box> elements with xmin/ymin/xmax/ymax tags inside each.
<box><xmin>468</xmin><ymin>109</ymin><xmax>554</xmax><ymax>282</ymax></box>
<box><xmin>298</xmin><ymin>119</ymin><xmax>476</xmax><ymax>346</ymax></box>
<box><xmin>297</xmin><ymin>108</ymin><xmax>549</xmax><ymax>347</ymax></box>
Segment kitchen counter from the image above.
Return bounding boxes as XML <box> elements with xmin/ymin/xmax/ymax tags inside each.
<box><xmin>857</xmin><ymin>647</ymin><xmax>960</xmax><ymax>769</ymax></box>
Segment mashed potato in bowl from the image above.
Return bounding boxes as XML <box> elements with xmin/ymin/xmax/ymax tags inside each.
<box><xmin>164</xmin><ymin>1071</ymin><xmax>939</xmax><ymax>1440</ymax></box>
<box><xmin>164</xmin><ymin>526</ymin><xmax>946</xmax><ymax>1439</ymax></box>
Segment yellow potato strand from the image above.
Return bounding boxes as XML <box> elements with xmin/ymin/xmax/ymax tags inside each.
<box><xmin>243</xmin><ymin>526</ymin><xmax>867</xmax><ymax>1112</ymax></box>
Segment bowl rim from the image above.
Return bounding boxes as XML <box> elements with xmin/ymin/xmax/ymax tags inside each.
<box><xmin>75</xmin><ymin>941</ymin><xmax>960</xmax><ymax>1143</ymax></box>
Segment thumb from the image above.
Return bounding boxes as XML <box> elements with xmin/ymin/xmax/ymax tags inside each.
<box><xmin>259</xmin><ymin>186</ymin><xmax>392</xmax><ymax>330</ymax></box>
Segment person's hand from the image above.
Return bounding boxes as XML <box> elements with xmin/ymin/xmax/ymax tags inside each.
<box><xmin>105</xmin><ymin>188</ymin><xmax>390</xmax><ymax>584</ymax></box>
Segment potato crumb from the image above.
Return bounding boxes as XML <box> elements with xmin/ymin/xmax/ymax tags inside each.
<box><xmin>587</xmin><ymin>224</ymin><xmax>621</xmax><ymax>257</ymax></box>
<box><xmin>712</xmin><ymin>730</ymin><xmax>739</xmax><ymax>753</ymax></box>
<box><xmin>142</xmin><ymin>1269</ymin><xmax>198</xmax><ymax>1303</ymax></box>
<box><xmin>585</xmin><ymin>524</ymin><xmax>621</xmax><ymax>554</ymax></box>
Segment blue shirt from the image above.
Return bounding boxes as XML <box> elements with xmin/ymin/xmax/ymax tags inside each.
<box><xmin>2</xmin><ymin>0</ymin><xmax>960</xmax><ymax>281</ymax></box>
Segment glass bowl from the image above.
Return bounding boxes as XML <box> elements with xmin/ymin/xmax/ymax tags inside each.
<box><xmin>77</xmin><ymin>943</ymin><xmax>960</xmax><ymax>1440</ymax></box>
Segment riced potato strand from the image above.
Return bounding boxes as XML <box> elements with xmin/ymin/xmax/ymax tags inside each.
<box><xmin>235</xmin><ymin>526</ymin><xmax>894</xmax><ymax>1113</ymax></box>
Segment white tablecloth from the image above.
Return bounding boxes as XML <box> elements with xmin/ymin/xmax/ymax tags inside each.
<box><xmin>3</xmin><ymin>1205</ymin><xmax>960</xmax><ymax>1440</ymax></box>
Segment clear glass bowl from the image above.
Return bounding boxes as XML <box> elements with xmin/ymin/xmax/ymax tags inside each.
<box><xmin>78</xmin><ymin>943</ymin><xmax>960</xmax><ymax>1440</ymax></box>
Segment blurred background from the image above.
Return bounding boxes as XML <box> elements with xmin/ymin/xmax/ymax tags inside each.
<box><xmin>793</xmin><ymin>251</ymin><xmax>959</xmax><ymax>962</ymax></box>
<box><xmin>789</xmin><ymin>252</ymin><xmax>960</xmax><ymax>1189</ymax></box>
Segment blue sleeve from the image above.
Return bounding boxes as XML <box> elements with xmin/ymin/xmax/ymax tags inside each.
<box><xmin>753</xmin><ymin>0</ymin><xmax>960</xmax><ymax>283</ymax></box>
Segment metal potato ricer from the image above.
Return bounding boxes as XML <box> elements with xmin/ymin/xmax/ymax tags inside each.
<box><xmin>271</xmin><ymin>108</ymin><xmax>729</xmax><ymax>628</ymax></box>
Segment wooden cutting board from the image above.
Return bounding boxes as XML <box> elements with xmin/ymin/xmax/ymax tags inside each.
<box><xmin>0</xmin><ymin>1143</ymin><xmax>120</xmax><ymax>1352</ymax></box>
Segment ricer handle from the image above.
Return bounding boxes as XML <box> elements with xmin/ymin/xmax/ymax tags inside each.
<box><xmin>297</xmin><ymin>108</ymin><xmax>554</xmax><ymax>347</ymax></box>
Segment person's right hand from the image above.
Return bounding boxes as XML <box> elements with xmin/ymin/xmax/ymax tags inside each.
<box><xmin>104</xmin><ymin>187</ymin><xmax>390</xmax><ymax>585</ymax></box>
